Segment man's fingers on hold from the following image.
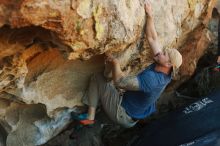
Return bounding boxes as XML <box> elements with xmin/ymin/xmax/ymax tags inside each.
<box><xmin>145</xmin><ymin>0</ymin><xmax>150</xmax><ymax>5</ymax></box>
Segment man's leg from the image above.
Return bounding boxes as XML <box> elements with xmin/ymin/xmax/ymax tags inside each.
<box><xmin>82</xmin><ymin>73</ymin><xmax>103</xmax><ymax>121</ymax></box>
<box><xmin>100</xmin><ymin>84</ymin><xmax>138</xmax><ymax>128</ymax></box>
<box><xmin>82</xmin><ymin>73</ymin><xmax>137</xmax><ymax>127</ymax></box>
<box><xmin>82</xmin><ymin>72</ymin><xmax>122</xmax><ymax>121</ymax></box>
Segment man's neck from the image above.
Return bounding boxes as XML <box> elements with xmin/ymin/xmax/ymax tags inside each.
<box><xmin>154</xmin><ymin>64</ymin><xmax>171</xmax><ymax>75</ymax></box>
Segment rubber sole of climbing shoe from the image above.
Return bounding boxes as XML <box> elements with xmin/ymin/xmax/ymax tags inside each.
<box><xmin>79</xmin><ymin>119</ymin><xmax>95</xmax><ymax>125</ymax></box>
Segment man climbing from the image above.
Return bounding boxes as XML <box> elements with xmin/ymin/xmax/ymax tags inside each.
<box><xmin>76</xmin><ymin>0</ymin><xmax>182</xmax><ymax>128</ymax></box>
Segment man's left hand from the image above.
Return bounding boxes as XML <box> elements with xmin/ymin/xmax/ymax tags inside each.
<box><xmin>105</xmin><ymin>52</ymin><xmax>118</xmax><ymax>66</ymax></box>
<box><xmin>145</xmin><ymin>0</ymin><xmax>153</xmax><ymax>18</ymax></box>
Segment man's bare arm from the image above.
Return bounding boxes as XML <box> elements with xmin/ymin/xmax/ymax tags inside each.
<box><xmin>105</xmin><ymin>53</ymin><xmax>124</xmax><ymax>82</ymax></box>
<box><xmin>105</xmin><ymin>53</ymin><xmax>140</xmax><ymax>91</ymax></box>
<box><xmin>145</xmin><ymin>0</ymin><xmax>162</xmax><ymax>55</ymax></box>
<box><xmin>115</xmin><ymin>75</ymin><xmax>140</xmax><ymax>91</ymax></box>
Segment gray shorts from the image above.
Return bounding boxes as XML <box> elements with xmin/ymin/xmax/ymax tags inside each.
<box><xmin>82</xmin><ymin>73</ymin><xmax>137</xmax><ymax>128</ymax></box>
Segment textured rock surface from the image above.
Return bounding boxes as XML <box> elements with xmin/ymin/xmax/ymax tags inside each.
<box><xmin>0</xmin><ymin>99</ymin><xmax>76</xmax><ymax>146</ymax></box>
<box><xmin>0</xmin><ymin>0</ymin><xmax>146</xmax><ymax>60</ymax></box>
<box><xmin>0</xmin><ymin>0</ymin><xmax>217</xmax><ymax>145</ymax></box>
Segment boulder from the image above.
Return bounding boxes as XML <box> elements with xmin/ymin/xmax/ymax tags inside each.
<box><xmin>0</xmin><ymin>0</ymin><xmax>217</xmax><ymax>145</ymax></box>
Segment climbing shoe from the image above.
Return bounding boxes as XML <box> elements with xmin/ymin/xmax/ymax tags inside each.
<box><xmin>213</xmin><ymin>64</ymin><xmax>220</xmax><ymax>72</ymax></box>
<box><xmin>71</xmin><ymin>112</ymin><xmax>88</xmax><ymax>120</ymax></box>
<box><xmin>71</xmin><ymin>112</ymin><xmax>95</xmax><ymax>126</ymax></box>
<box><xmin>79</xmin><ymin>119</ymin><xmax>95</xmax><ymax>125</ymax></box>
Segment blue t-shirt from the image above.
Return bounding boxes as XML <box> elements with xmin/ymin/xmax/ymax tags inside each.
<box><xmin>121</xmin><ymin>63</ymin><xmax>171</xmax><ymax>119</ymax></box>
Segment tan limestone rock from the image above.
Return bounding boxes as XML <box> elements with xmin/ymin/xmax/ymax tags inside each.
<box><xmin>0</xmin><ymin>0</ymin><xmax>217</xmax><ymax>145</ymax></box>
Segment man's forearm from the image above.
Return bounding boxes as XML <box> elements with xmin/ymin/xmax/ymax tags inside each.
<box><xmin>144</xmin><ymin>0</ymin><xmax>162</xmax><ymax>55</ymax></box>
<box><xmin>146</xmin><ymin>15</ymin><xmax>158</xmax><ymax>41</ymax></box>
<box><xmin>145</xmin><ymin>15</ymin><xmax>161</xmax><ymax>55</ymax></box>
<box><xmin>112</xmin><ymin>62</ymin><xmax>124</xmax><ymax>83</ymax></box>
